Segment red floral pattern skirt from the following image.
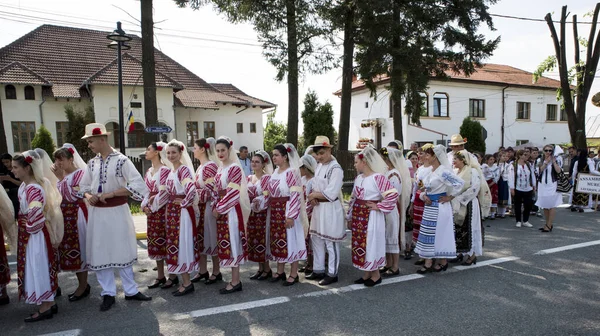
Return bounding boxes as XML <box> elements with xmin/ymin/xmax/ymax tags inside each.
<box><xmin>58</xmin><ymin>199</ymin><xmax>88</xmax><ymax>271</ymax></box>
<box><xmin>351</xmin><ymin>200</ymin><xmax>371</xmax><ymax>269</ymax></box>
<box><xmin>247</xmin><ymin>210</ymin><xmax>268</xmax><ymax>262</ymax></box>
<box><xmin>269</xmin><ymin>197</ymin><xmax>289</xmax><ymax>260</ymax></box>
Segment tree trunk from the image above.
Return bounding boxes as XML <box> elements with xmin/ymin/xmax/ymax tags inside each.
<box><xmin>286</xmin><ymin>0</ymin><xmax>299</xmax><ymax>145</ymax></box>
<box><xmin>337</xmin><ymin>1</ymin><xmax>355</xmax><ymax>151</ymax></box>
<box><xmin>141</xmin><ymin>0</ymin><xmax>159</xmax><ymax>145</ymax></box>
<box><xmin>0</xmin><ymin>98</ymin><xmax>7</xmax><ymax>153</ymax></box>
<box><xmin>390</xmin><ymin>1</ymin><xmax>404</xmax><ymax>143</ymax></box>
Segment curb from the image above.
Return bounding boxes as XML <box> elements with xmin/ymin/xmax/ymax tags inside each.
<box><xmin>5</xmin><ymin>232</ymin><xmax>149</xmax><ymax>250</ymax></box>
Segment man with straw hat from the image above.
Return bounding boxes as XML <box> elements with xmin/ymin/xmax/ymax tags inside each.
<box><xmin>448</xmin><ymin>134</ymin><xmax>477</xmax><ymax>166</ymax></box>
<box><xmin>80</xmin><ymin>123</ymin><xmax>151</xmax><ymax>311</ymax></box>
<box><xmin>306</xmin><ymin>136</ymin><xmax>346</xmax><ymax>286</ymax></box>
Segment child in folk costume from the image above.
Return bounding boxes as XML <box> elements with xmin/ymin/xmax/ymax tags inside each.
<box><xmin>0</xmin><ymin>185</ymin><xmax>15</xmax><ymax>305</ymax></box>
<box><xmin>451</xmin><ymin>150</ymin><xmax>491</xmax><ymax>266</ymax></box>
<box><xmin>12</xmin><ymin>151</ymin><xmax>64</xmax><ymax>322</ymax></box>
<box><xmin>411</xmin><ymin>145</ymin><xmax>433</xmax><ymax>266</ymax></box>
<box><xmin>165</xmin><ymin>140</ymin><xmax>199</xmax><ymax>296</ymax></box>
<box><xmin>299</xmin><ymin>154</ymin><xmax>317</xmax><ymax>275</ymax></box>
<box><xmin>246</xmin><ymin>150</ymin><xmax>273</xmax><ymax>280</ymax></box>
<box><xmin>407</xmin><ymin>151</ymin><xmax>419</xmax><ymax>179</ymax></box>
<box><xmin>496</xmin><ymin>151</ymin><xmax>511</xmax><ymax>218</ymax></box>
<box><xmin>141</xmin><ymin>142</ymin><xmax>173</xmax><ymax>290</ymax></box>
<box><xmin>52</xmin><ymin>144</ymin><xmax>90</xmax><ymax>301</ymax></box>
<box><xmin>212</xmin><ymin>136</ymin><xmax>251</xmax><ymax>294</ymax></box>
<box><xmin>347</xmin><ymin>147</ymin><xmax>399</xmax><ymax>287</ymax></box>
<box><xmin>415</xmin><ymin>145</ymin><xmax>464</xmax><ymax>274</ymax></box>
<box><xmin>481</xmin><ymin>154</ymin><xmax>499</xmax><ymax>220</ymax></box>
<box><xmin>80</xmin><ymin>123</ymin><xmax>151</xmax><ymax>312</ymax></box>
<box><xmin>267</xmin><ymin>144</ymin><xmax>309</xmax><ymax>286</ymax></box>
<box><xmin>306</xmin><ymin>136</ymin><xmax>346</xmax><ymax>286</ymax></box>
<box><xmin>191</xmin><ymin>138</ymin><xmax>221</xmax><ymax>285</ymax></box>
<box><xmin>378</xmin><ymin>145</ymin><xmax>412</xmax><ymax>276</ymax></box>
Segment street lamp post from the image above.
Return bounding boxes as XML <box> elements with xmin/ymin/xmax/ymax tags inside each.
<box><xmin>107</xmin><ymin>22</ymin><xmax>132</xmax><ymax>154</ymax></box>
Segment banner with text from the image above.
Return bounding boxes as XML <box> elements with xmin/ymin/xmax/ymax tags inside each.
<box><xmin>576</xmin><ymin>173</ymin><xmax>600</xmax><ymax>195</ymax></box>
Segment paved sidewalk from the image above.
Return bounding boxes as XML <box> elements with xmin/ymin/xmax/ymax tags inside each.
<box><xmin>132</xmin><ymin>214</ymin><xmax>147</xmax><ymax>239</ymax></box>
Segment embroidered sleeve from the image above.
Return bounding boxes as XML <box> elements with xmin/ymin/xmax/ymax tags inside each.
<box><xmin>387</xmin><ymin>173</ymin><xmax>402</xmax><ymax>199</ymax></box>
<box><xmin>151</xmin><ymin>167</ymin><xmax>171</xmax><ymax>212</ymax></box>
<box><xmin>375</xmin><ymin>174</ymin><xmax>398</xmax><ymax>213</ymax></box>
<box><xmin>508</xmin><ymin>164</ymin><xmax>516</xmax><ymax>189</ymax></box>
<box><xmin>79</xmin><ymin>161</ymin><xmax>93</xmax><ymax>195</ymax></box>
<box><xmin>177</xmin><ymin>166</ymin><xmax>197</xmax><ymax>207</ymax></box>
<box><xmin>285</xmin><ymin>170</ymin><xmax>301</xmax><ymax>220</ymax></box>
<box><xmin>25</xmin><ymin>185</ymin><xmax>46</xmax><ymax>234</ymax></box>
<box><xmin>199</xmin><ymin>162</ymin><xmax>218</xmax><ymax>204</ymax></box>
<box><xmin>248</xmin><ymin>176</ymin><xmax>257</xmax><ymax>201</ymax></box>
<box><xmin>322</xmin><ymin>165</ymin><xmax>344</xmax><ymax>202</ymax></box>
<box><xmin>140</xmin><ymin>170</ymin><xmax>152</xmax><ymax>208</ymax></box>
<box><xmin>456</xmin><ymin>169</ymin><xmax>481</xmax><ymax>206</ymax></box>
<box><xmin>305</xmin><ymin>180</ymin><xmax>314</xmax><ymax>218</ymax></box>
<box><xmin>492</xmin><ymin>165</ymin><xmax>500</xmax><ymax>183</ymax></box>
<box><xmin>57</xmin><ymin>169</ymin><xmax>84</xmax><ymax>203</ymax></box>
<box><xmin>441</xmin><ymin>169</ymin><xmax>465</xmax><ymax>197</ymax></box>
<box><xmin>216</xmin><ymin>165</ymin><xmax>242</xmax><ymax>214</ymax></box>
<box><xmin>346</xmin><ymin>176</ymin><xmax>360</xmax><ymax>221</ymax></box>
<box><xmin>123</xmin><ymin>159</ymin><xmax>148</xmax><ymax>201</ymax></box>
<box><xmin>251</xmin><ymin>175</ymin><xmax>271</xmax><ymax>213</ymax></box>
<box><xmin>588</xmin><ymin>158</ymin><xmax>600</xmax><ymax>176</ymax></box>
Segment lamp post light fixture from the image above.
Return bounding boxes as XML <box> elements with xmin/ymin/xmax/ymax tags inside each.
<box><xmin>107</xmin><ymin>21</ymin><xmax>132</xmax><ymax>154</ymax></box>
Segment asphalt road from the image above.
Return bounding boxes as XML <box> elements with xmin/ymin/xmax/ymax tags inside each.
<box><xmin>2</xmin><ymin>206</ymin><xmax>600</xmax><ymax>336</ymax></box>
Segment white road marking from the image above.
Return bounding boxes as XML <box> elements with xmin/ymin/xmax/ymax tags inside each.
<box><xmin>9</xmin><ymin>261</ymin><xmax>16</xmax><ymax>266</ymax></box>
<box><xmin>38</xmin><ymin>329</ymin><xmax>82</xmax><ymax>336</ymax></box>
<box><xmin>172</xmin><ymin>296</ymin><xmax>291</xmax><ymax>320</ymax></box>
<box><xmin>453</xmin><ymin>256</ymin><xmax>521</xmax><ymax>271</ymax></box>
<box><xmin>534</xmin><ymin>240</ymin><xmax>600</xmax><ymax>255</ymax></box>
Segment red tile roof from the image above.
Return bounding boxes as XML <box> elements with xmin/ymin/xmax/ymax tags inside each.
<box><xmin>0</xmin><ymin>61</ymin><xmax>51</xmax><ymax>85</ymax></box>
<box><xmin>0</xmin><ymin>24</ymin><xmax>273</xmax><ymax>107</ymax></box>
<box><xmin>210</xmin><ymin>83</ymin><xmax>275</xmax><ymax>108</ymax></box>
<box><xmin>334</xmin><ymin>63</ymin><xmax>563</xmax><ymax>95</ymax></box>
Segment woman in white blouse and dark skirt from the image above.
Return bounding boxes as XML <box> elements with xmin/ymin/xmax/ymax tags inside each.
<box><xmin>535</xmin><ymin>145</ymin><xmax>563</xmax><ymax>232</ymax></box>
<box><xmin>508</xmin><ymin>150</ymin><xmax>536</xmax><ymax>228</ymax></box>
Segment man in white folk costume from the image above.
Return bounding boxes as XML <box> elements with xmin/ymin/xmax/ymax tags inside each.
<box><xmin>306</xmin><ymin>136</ymin><xmax>346</xmax><ymax>285</ymax></box>
<box><xmin>448</xmin><ymin>134</ymin><xmax>477</xmax><ymax>166</ymax></box>
<box><xmin>80</xmin><ymin>123</ymin><xmax>152</xmax><ymax>311</ymax></box>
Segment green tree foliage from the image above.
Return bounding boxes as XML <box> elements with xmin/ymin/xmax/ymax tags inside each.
<box><xmin>354</xmin><ymin>0</ymin><xmax>499</xmax><ymax>143</ymax></box>
<box><xmin>64</xmin><ymin>104</ymin><xmax>96</xmax><ymax>161</ymax></box>
<box><xmin>459</xmin><ymin>117</ymin><xmax>486</xmax><ymax>155</ymax></box>
<box><xmin>175</xmin><ymin>0</ymin><xmax>338</xmax><ymax>145</ymax></box>
<box><xmin>263</xmin><ymin>110</ymin><xmax>287</xmax><ymax>154</ymax></box>
<box><xmin>31</xmin><ymin>125</ymin><xmax>55</xmax><ymax>156</ymax></box>
<box><xmin>301</xmin><ymin>90</ymin><xmax>335</xmax><ymax>150</ymax></box>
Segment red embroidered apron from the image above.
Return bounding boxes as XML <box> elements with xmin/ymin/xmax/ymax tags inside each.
<box><xmin>412</xmin><ymin>189</ymin><xmax>425</xmax><ymax>243</ymax></box>
<box><xmin>147</xmin><ymin>192</ymin><xmax>167</xmax><ymax>260</ymax></box>
<box><xmin>351</xmin><ymin>199</ymin><xmax>371</xmax><ymax>269</ymax></box>
<box><xmin>216</xmin><ymin>191</ymin><xmax>247</xmax><ymax>263</ymax></box>
<box><xmin>269</xmin><ymin>197</ymin><xmax>289</xmax><ymax>260</ymax></box>
<box><xmin>246</xmin><ymin>209</ymin><xmax>268</xmax><ymax>262</ymax></box>
<box><xmin>58</xmin><ymin>199</ymin><xmax>88</xmax><ymax>271</ymax></box>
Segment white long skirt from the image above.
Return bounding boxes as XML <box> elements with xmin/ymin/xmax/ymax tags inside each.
<box><xmin>269</xmin><ymin>217</ymin><xmax>306</xmax><ymax>263</ymax></box>
<box><xmin>220</xmin><ymin>205</ymin><xmax>246</xmax><ymax>268</ymax></box>
<box><xmin>356</xmin><ymin>210</ymin><xmax>386</xmax><ymax>271</ymax></box>
<box><xmin>535</xmin><ymin>181</ymin><xmax>562</xmax><ymax>209</ymax></box>
<box><xmin>168</xmin><ymin>208</ymin><xmax>198</xmax><ymax>274</ymax></box>
<box><xmin>468</xmin><ymin>199</ymin><xmax>483</xmax><ymax>257</ymax></box>
<box><xmin>24</xmin><ymin>232</ymin><xmax>54</xmax><ymax>305</ymax></box>
<box><xmin>86</xmin><ymin>204</ymin><xmax>137</xmax><ymax>270</ymax></box>
<box><xmin>202</xmin><ymin>200</ymin><xmax>218</xmax><ymax>256</ymax></box>
<box><xmin>384</xmin><ymin>206</ymin><xmax>400</xmax><ymax>254</ymax></box>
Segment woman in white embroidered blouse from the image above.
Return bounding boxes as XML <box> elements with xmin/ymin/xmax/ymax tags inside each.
<box><xmin>508</xmin><ymin>149</ymin><xmax>536</xmax><ymax>228</ymax></box>
<box><xmin>535</xmin><ymin>145</ymin><xmax>563</xmax><ymax>232</ymax></box>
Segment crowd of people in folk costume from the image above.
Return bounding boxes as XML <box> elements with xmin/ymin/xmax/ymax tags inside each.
<box><xmin>0</xmin><ymin>121</ymin><xmax>587</xmax><ymax>323</ymax></box>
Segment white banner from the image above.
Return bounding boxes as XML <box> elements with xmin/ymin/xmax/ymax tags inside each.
<box><xmin>575</xmin><ymin>173</ymin><xmax>600</xmax><ymax>195</ymax></box>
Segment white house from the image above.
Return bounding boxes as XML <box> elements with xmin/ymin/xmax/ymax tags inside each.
<box><xmin>337</xmin><ymin>64</ymin><xmax>569</xmax><ymax>152</ymax></box>
<box><xmin>0</xmin><ymin>25</ymin><xmax>275</xmax><ymax>157</ymax></box>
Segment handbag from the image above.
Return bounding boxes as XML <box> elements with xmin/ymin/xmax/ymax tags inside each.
<box><xmin>556</xmin><ymin>171</ymin><xmax>572</xmax><ymax>193</ymax></box>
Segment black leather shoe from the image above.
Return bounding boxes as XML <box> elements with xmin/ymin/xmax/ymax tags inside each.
<box><xmin>55</xmin><ymin>287</ymin><xmax>62</xmax><ymax>298</ymax></box>
<box><xmin>100</xmin><ymin>295</ymin><xmax>115</xmax><ymax>312</ymax></box>
<box><xmin>68</xmin><ymin>284</ymin><xmax>90</xmax><ymax>302</ymax></box>
<box><xmin>318</xmin><ymin>276</ymin><xmax>338</xmax><ymax>286</ymax></box>
<box><xmin>172</xmin><ymin>284</ymin><xmax>194</xmax><ymax>297</ymax></box>
<box><xmin>283</xmin><ymin>275</ymin><xmax>299</xmax><ymax>287</ymax></box>
<box><xmin>205</xmin><ymin>273</ymin><xmax>223</xmax><ymax>285</ymax></box>
<box><xmin>364</xmin><ymin>277</ymin><xmax>382</xmax><ymax>287</ymax></box>
<box><xmin>414</xmin><ymin>259</ymin><xmax>426</xmax><ymax>266</ymax></box>
<box><xmin>257</xmin><ymin>270</ymin><xmax>272</xmax><ymax>281</ymax></box>
<box><xmin>125</xmin><ymin>292</ymin><xmax>152</xmax><ymax>301</ymax></box>
<box><xmin>250</xmin><ymin>271</ymin><xmax>263</xmax><ymax>280</ymax></box>
<box><xmin>305</xmin><ymin>272</ymin><xmax>325</xmax><ymax>281</ymax></box>
<box><xmin>0</xmin><ymin>296</ymin><xmax>9</xmax><ymax>305</ymax></box>
<box><xmin>51</xmin><ymin>304</ymin><xmax>58</xmax><ymax>314</ymax></box>
<box><xmin>270</xmin><ymin>272</ymin><xmax>286</xmax><ymax>283</ymax></box>
<box><xmin>148</xmin><ymin>277</ymin><xmax>166</xmax><ymax>289</ymax></box>
<box><xmin>381</xmin><ymin>268</ymin><xmax>400</xmax><ymax>277</ymax></box>
<box><xmin>191</xmin><ymin>272</ymin><xmax>209</xmax><ymax>283</ymax></box>
<box><xmin>24</xmin><ymin>308</ymin><xmax>53</xmax><ymax>322</ymax></box>
<box><xmin>219</xmin><ymin>282</ymin><xmax>242</xmax><ymax>294</ymax></box>
<box><xmin>354</xmin><ymin>277</ymin><xmax>368</xmax><ymax>284</ymax></box>
<box><xmin>160</xmin><ymin>276</ymin><xmax>179</xmax><ymax>289</ymax></box>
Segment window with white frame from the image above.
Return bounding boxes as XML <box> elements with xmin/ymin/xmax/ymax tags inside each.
<box><xmin>546</xmin><ymin>104</ymin><xmax>557</xmax><ymax>121</ymax></box>
<box><xmin>469</xmin><ymin>99</ymin><xmax>485</xmax><ymax>118</ymax></box>
<box><xmin>517</xmin><ymin>102</ymin><xmax>531</xmax><ymax>120</ymax></box>
<box><xmin>432</xmin><ymin>92</ymin><xmax>448</xmax><ymax>117</ymax></box>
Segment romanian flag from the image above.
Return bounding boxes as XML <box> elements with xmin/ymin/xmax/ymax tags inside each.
<box><xmin>127</xmin><ymin>111</ymin><xmax>134</xmax><ymax>133</ymax></box>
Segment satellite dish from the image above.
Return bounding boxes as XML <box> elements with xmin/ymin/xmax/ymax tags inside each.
<box><xmin>592</xmin><ymin>92</ymin><xmax>600</xmax><ymax>107</ymax></box>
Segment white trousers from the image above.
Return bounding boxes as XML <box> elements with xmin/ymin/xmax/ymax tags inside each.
<box><xmin>311</xmin><ymin>235</ymin><xmax>340</xmax><ymax>277</ymax></box>
<box><xmin>96</xmin><ymin>266</ymin><xmax>138</xmax><ymax>297</ymax></box>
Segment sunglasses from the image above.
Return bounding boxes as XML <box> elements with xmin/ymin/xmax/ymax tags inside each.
<box><xmin>544</xmin><ymin>149</ymin><xmax>553</xmax><ymax>153</ymax></box>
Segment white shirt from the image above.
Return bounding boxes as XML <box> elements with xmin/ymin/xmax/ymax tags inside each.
<box><xmin>508</xmin><ymin>162</ymin><xmax>535</xmax><ymax>192</ymax></box>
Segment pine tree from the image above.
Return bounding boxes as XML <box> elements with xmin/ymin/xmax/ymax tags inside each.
<box><xmin>31</xmin><ymin>125</ymin><xmax>55</xmax><ymax>155</ymax></box>
<box><xmin>459</xmin><ymin>117</ymin><xmax>486</xmax><ymax>154</ymax></box>
<box><xmin>301</xmin><ymin>90</ymin><xmax>335</xmax><ymax>149</ymax></box>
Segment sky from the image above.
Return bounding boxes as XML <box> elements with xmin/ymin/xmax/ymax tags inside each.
<box><xmin>0</xmin><ymin>0</ymin><xmax>599</xmax><ymax>132</ymax></box>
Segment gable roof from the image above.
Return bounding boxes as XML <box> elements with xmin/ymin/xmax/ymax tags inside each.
<box><xmin>210</xmin><ymin>83</ymin><xmax>275</xmax><ymax>108</ymax></box>
<box><xmin>0</xmin><ymin>61</ymin><xmax>51</xmax><ymax>85</ymax></box>
<box><xmin>0</xmin><ymin>24</ymin><xmax>273</xmax><ymax>108</ymax></box>
<box><xmin>334</xmin><ymin>63</ymin><xmax>564</xmax><ymax>95</ymax></box>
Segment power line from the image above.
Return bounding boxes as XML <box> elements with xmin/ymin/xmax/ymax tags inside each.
<box><xmin>489</xmin><ymin>13</ymin><xmax>594</xmax><ymax>25</ymax></box>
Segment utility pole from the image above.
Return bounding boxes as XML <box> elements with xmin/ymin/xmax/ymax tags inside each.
<box><xmin>141</xmin><ymin>0</ymin><xmax>159</xmax><ymax>144</ymax></box>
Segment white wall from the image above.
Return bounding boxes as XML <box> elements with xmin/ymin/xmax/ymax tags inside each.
<box><xmin>175</xmin><ymin>105</ymin><xmax>265</xmax><ymax>151</ymax></box>
<box><xmin>345</xmin><ymin>80</ymin><xmax>570</xmax><ymax>152</ymax></box>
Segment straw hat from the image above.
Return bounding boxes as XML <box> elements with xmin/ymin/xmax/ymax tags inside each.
<box><xmin>449</xmin><ymin>134</ymin><xmax>467</xmax><ymax>146</ymax></box>
<box><xmin>313</xmin><ymin>135</ymin><xmax>333</xmax><ymax>148</ymax></box>
<box><xmin>82</xmin><ymin>123</ymin><xmax>111</xmax><ymax>139</ymax></box>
